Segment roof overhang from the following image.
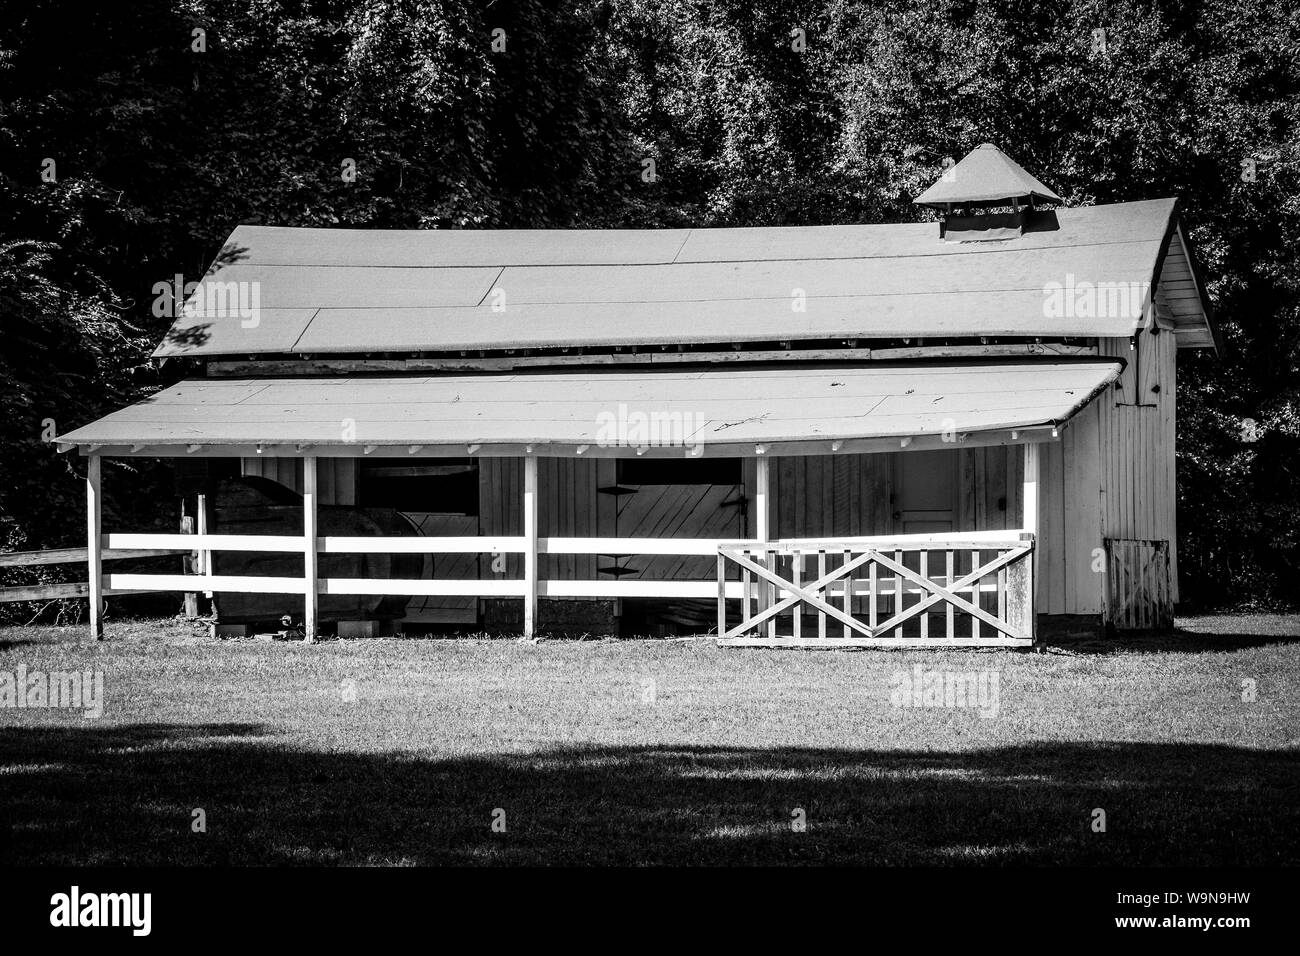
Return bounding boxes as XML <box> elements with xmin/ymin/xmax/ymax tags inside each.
<box><xmin>57</xmin><ymin>360</ymin><xmax>1123</xmax><ymax>459</ymax></box>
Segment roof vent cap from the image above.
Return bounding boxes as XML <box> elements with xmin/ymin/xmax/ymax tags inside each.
<box><xmin>915</xmin><ymin>143</ymin><xmax>1062</xmax><ymax>208</ymax></box>
<box><xmin>915</xmin><ymin>143</ymin><xmax>1062</xmax><ymax>241</ymax></box>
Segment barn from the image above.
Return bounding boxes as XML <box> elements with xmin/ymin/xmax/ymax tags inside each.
<box><xmin>56</xmin><ymin>144</ymin><xmax>1218</xmax><ymax>646</ymax></box>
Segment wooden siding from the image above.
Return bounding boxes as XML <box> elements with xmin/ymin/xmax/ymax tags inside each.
<box><xmin>1162</xmin><ymin>229</ymin><xmax>1217</xmax><ymax>349</ymax></box>
<box><xmin>1105</xmin><ymin>539</ymin><xmax>1174</xmax><ymax>630</ymax></box>
<box><xmin>240</xmin><ymin>457</ymin><xmax>356</xmax><ymax>505</ymax></box>
<box><xmin>1036</xmin><ymin>403</ymin><xmax>1105</xmax><ymax>615</ymax></box>
<box><xmin>1096</xmin><ymin>330</ymin><xmax>1179</xmax><ymax>616</ymax></box>
<box><xmin>771</xmin><ymin>454</ymin><xmax>891</xmax><ymax>538</ymax></box>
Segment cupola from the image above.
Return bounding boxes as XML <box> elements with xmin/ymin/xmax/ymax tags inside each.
<box><xmin>914</xmin><ymin>143</ymin><xmax>1062</xmax><ymax>241</ymax></box>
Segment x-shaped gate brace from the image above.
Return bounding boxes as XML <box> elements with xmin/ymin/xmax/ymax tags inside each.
<box><xmin>717</xmin><ymin>544</ymin><xmax>1033</xmax><ymax>641</ymax></box>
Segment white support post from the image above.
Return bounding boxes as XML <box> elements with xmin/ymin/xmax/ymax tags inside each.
<box><xmin>755</xmin><ymin>455</ymin><xmax>773</xmax><ymax>639</ymax></box>
<box><xmin>1023</xmin><ymin>444</ymin><xmax>1041</xmax><ymax>539</ymax></box>
<box><xmin>755</xmin><ymin>455</ymin><xmax>770</xmax><ymax>543</ymax></box>
<box><xmin>303</xmin><ymin>455</ymin><xmax>319</xmax><ymax>642</ymax></box>
<box><xmin>197</xmin><ymin>492</ymin><xmax>212</xmax><ymax>599</ymax></box>
<box><xmin>86</xmin><ymin>454</ymin><xmax>103</xmax><ymax>641</ymax></box>
<box><xmin>1023</xmin><ymin>443</ymin><xmax>1041</xmax><ymax>641</ymax></box>
<box><xmin>523</xmin><ymin>455</ymin><xmax>539</xmax><ymax>638</ymax></box>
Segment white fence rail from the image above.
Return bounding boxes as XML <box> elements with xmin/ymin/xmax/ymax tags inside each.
<box><xmin>96</xmin><ymin>533</ymin><xmax>735</xmax><ymax>599</ymax></box>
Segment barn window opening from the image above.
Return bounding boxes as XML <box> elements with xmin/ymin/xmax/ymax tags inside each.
<box><xmin>357</xmin><ymin>458</ymin><xmax>479</xmax><ymax>515</ymax></box>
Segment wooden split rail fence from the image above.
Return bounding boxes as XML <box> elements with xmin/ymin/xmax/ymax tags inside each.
<box><xmin>0</xmin><ymin>544</ymin><xmax>190</xmax><ymax>604</ymax></box>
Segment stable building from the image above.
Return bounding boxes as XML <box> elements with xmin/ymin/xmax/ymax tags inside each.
<box><xmin>57</xmin><ymin>144</ymin><xmax>1218</xmax><ymax>645</ymax></box>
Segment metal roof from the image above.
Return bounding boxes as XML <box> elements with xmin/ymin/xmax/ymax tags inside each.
<box><xmin>152</xmin><ymin>198</ymin><xmax>1213</xmax><ymax>358</ymax></box>
<box><xmin>914</xmin><ymin>143</ymin><xmax>1064</xmax><ymax>208</ymax></box>
<box><xmin>58</xmin><ymin>360</ymin><xmax>1123</xmax><ymax>457</ymax></box>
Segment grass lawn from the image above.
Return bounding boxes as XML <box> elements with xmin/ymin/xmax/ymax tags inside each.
<box><xmin>1</xmin><ymin>614</ymin><xmax>1297</xmax><ymax>865</ymax></box>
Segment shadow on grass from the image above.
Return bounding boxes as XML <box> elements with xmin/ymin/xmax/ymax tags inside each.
<box><xmin>0</xmin><ymin>638</ymin><xmax>42</xmax><ymax>651</ymax></box>
<box><xmin>1046</xmin><ymin>624</ymin><xmax>1300</xmax><ymax>655</ymax></box>
<box><xmin>1</xmin><ymin>722</ymin><xmax>1295</xmax><ymax>866</ymax></box>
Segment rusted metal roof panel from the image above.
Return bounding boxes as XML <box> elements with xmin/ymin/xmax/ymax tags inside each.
<box><xmin>59</xmin><ymin>361</ymin><xmax>1122</xmax><ymax>452</ymax></box>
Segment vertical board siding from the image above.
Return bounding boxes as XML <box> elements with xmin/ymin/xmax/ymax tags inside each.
<box><xmin>1105</xmin><ymin>539</ymin><xmax>1173</xmax><ymax>630</ymax></box>
<box><xmin>1095</xmin><ymin>331</ymin><xmax>1178</xmax><ymax>625</ymax></box>
<box><xmin>241</xmin><ymin>457</ymin><xmax>354</xmax><ymax>505</ymax></box>
<box><xmin>776</xmin><ymin>453</ymin><xmax>895</xmax><ymax>538</ymax></box>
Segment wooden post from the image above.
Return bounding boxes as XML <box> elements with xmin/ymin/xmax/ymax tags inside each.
<box><xmin>523</xmin><ymin>455</ymin><xmax>538</xmax><ymax>638</ymax></box>
<box><xmin>716</xmin><ymin>550</ymin><xmax>727</xmax><ymax>637</ymax></box>
<box><xmin>197</xmin><ymin>492</ymin><xmax>212</xmax><ymax>599</ymax></box>
<box><xmin>303</xmin><ymin>455</ymin><xmax>319</xmax><ymax>643</ymax></box>
<box><xmin>1022</xmin><ymin>443</ymin><xmax>1041</xmax><ymax>641</ymax></box>
<box><xmin>86</xmin><ymin>454</ymin><xmax>103</xmax><ymax>641</ymax></box>
<box><xmin>180</xmin><ymin>510</ymin><xmax>198</xmax><ymax>619</ymax></box>
<box><xmin>755</xmin><ymin>455</ymin><xmax>773</xmax><ymax>639</ymax></box>
<box><xmin>1023</xmin><ymin>443</ymin><xmax>1041</xmax><ymax>539</ymax></box>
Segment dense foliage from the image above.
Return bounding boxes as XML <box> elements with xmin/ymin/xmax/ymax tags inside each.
<box><xmin>1</xmin><ymin>0</ymin><xmax>1297</xmax><ymax>611</ymax></box>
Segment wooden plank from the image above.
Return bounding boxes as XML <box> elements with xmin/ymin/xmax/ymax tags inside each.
<box><xmin>755</xmin><ymin>457</ymin><xmax>771</xmax><ymax>542</ymax></box>
<box><xmin>181</xmin><ymin>512</ymin><xmax>198</xmax><ymax>618</ymax></box>
<box><xmin>792</xmin><ymin>551</ymin><xmax>802</xmax><ymax>638</ymax></box>
<box><xmin>0</xmin><ymin>582</ymin><xmax>147</xmax><ymax>603</ymax></box>
<box><xmin>303</xmin><ymin>456</ymin><xmax>319</xmax><ymax>640</ymax></box>
<box><xmin>818</xmin><ymin>551</ymin><xmax>828</xmax><ymax>640</ymax></box>
<box><xmin>742</xmin><ymin>556</ymin><xmax>752</xmax><ymax>629</ymax></box>
<box><xmin>894</xmin><ymin>549</ymin><xmax>903</xmax><ymax>639</ymax></box>
<box><xmin>717</xmin><ymin>551</ymin><xmax>727</xmax><ymax>636</ymax></box>
<box><xmin>1008</xmin><ymin>535</ymin><xmax>1034</xmax><ymax>639</ymax></box>
<box><xmin>919</xmin><ymin>551</ymin><xmax>928</xmax><ymax>639</ymax></box>
<box><xmin>323</xmin><ymin>536</ymin><xmax>527</xmax><ymax>554</ymax></box>
<box><xmin>1023</xmin><ymin>443</ymin><xmax>1041</xmax><ymax>621</ymax></box>
<box><xmin>324</xmin><ymin>578</ymin><xmax>527</xmax><ymax>597</ymax></box>
<box><xmin>106</xmin><ymin>533</ymin><xmax>306</xmax><ymax>552</ymax></box>
<box><xmin>779</xmin><ymin>455</ymin><xmax>798</xmax><ymax>538</ymax></box>
<box><xmin>777</xmin><ymin>533</ymin><xmax>1028</xmax><ymax>549</ymax></box>
<box><xmin>87</xmin><ymin>455</ymin><xmax>103</xmax><ymax>640</ymax></box>
<box><xmin>719</xmin><ymin>636</ymin><xmax>1033</xmax><ymax>649</ymax></box>
<box><xmin>946</xmin><ymin>550</ymin><xmax>955</xmax><ymax>638</ymax></box>
<box><xmin>107</xmin><ymin>573</ymin><xmax>306</xmax><ymax>594</ymax></box>
<box><xmin>523</xmin><ymin>456</ymin><xmax>538</xmax><ymax>638</ymax></box>
<box><xmin>0</xmin><ymin>546</ymin><xmax>188</xmax><ymax>567</ymax></box>
<box><xmin>869</xmin><ymin>343</ymin><xmax>1096</xmax><ymax>361</ymax></box>
<box><xmin>847</xmin><ymin>548</ymin><xmax>857</xmax><ymax>639</ymax></box>
<box><xmin>546</xmin><ymin>580</ymin><xmax>747</xmax><ymax>599</ymax></box>
<box><xmin>540</xmin><ymin>536</ymin><xmax>730</xmax><ymax>556</ymax></box>
<box><xmin>756</xmin><ymin>457</ymin><xmax>773</xmax><ymax>639</ymax></box>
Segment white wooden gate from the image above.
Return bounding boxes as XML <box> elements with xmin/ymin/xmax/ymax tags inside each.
<box><xmin>716</xmin><ymin>534</ymin><xmax>1035</xmax><ymax>647</ymax></box>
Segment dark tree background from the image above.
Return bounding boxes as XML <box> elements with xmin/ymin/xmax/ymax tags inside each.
<box><xmin>1</xmin><ymin>0</ymin><xmax>1297</xmax><ymax>614</ymax></box>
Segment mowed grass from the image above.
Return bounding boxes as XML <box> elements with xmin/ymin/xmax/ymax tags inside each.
<box><xmin>1</xmin><ymin>615</ymin><xmax>1297</xmax><ymax>865</ymax></box>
